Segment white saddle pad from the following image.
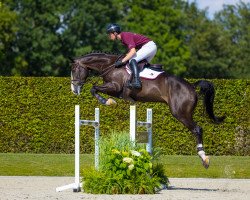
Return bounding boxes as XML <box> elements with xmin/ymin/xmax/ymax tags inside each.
<box><xmin>125</xmin><ymin>66</ymin><xmax>164</xmax><ymax>80</ymax></box>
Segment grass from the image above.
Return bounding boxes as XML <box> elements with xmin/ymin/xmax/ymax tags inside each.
<box><xmin>0</xmin><ymin>153</ymin><xmax>92</xmax><ymax>176</ymax></box>
<box><xmin>159</xmin><ymin>155</ymin><xmax>250</xmax><ymax>178</ymax></box>
<box><xmin>0</xmin><ymin>153</ymin><xmax>249</xmax><ymax>178</ymax></box>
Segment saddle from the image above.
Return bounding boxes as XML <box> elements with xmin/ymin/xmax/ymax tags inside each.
<box><xmin>137</xmin><ymin>59</ymin><xmax>163</xmax><ymax>72</ymax></box>
<box><xmin>125</xmin><ymin>59</ymin><xmax>164</xmax><ymax>80</ymax></box>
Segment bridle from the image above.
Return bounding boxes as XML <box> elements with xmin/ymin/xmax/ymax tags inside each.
<box><xmin>71</xmin><ymin>61</ymin><xmax>87</xmax><ymax>87</ymax></box>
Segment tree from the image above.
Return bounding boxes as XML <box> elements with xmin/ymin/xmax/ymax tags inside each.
<box><xmin>118</xmin><ymin>0</ymin><xmax>191</xmax><ymax>76</ymax></box>
<box><xmin>183</xmin><ymin>2</ymin><xmax>232</xmax><ymax>78</ymax></box>
<box><xmin>215</xmin><ymin>1</ymin><xmax>250</xmax><ymax>78</ymax></box>
<box><xmin>2</xmin><ymin>0</ymin><xmax>249</xmax><ymax>78</ymax></box>
<box><xmin>0</xmin><ymin>1</ymin><xmax>22</xmax><ymax>75</ymax></box>
<box><xmin>6</xmin><ymin>0</ymin><xmax>67</xmax><ymax>76</ymax></box>
<box><xmin>5</xmin><ymin>0</ymin><xmax>124</xmax><ymax>76</ymax></box>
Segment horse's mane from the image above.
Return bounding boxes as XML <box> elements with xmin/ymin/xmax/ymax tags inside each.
<box><xmin>73</xmin><ymin>51</ymin><xmax>122</xmax><ymax>60</ymax></box>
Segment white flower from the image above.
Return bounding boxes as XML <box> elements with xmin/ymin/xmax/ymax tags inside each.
<box><xmin>123</xmin><ymin>157</ymin><xmax>133</xmax><ymax>164</ymax></box>
<box><xmin>128</xmin><ymin>164</ymin><xmax>134</xmax><ymax>170</ymax></box>
<box><xmin>131</xmin><ymin>150</ymin><xmax>141</xmax><ymax>157</ymax></box>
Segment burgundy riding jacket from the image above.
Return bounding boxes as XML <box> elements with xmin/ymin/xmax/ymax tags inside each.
<box><xmin>120</xmin><ymin>32</ymin><xmax>151</xmax><ymax>50</ymax></box>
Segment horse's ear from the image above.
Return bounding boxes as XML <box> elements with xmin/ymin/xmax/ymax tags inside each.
<box><xmin>68</xmin><ymin>57</ymin><xmax>74</xmax><ymax>63</ymax></box>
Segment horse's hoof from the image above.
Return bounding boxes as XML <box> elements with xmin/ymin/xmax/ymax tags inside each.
<box><xmin>202</xmin><ymin>156</ymin><xmax>210</xmax><ymax>169</ymax></box>
<box><xmin>106</xmin><ymin>98</ymin><xmax>117</xmax><ymax>105</ymax></box>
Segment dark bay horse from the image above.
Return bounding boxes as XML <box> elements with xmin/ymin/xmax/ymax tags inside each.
<box><xmin>70</xmin><ymin>52</ymin><xmax>225</xmax><ymax>168</ymax></box>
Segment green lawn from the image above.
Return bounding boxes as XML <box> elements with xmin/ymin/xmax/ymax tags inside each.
<box><xmin>0</xmin><ymin>153</ymin><xmax>249</xmax><ymax>178</ymax></box>
<box><xmin>160</xmin><ymin>155</ymin><xmax>250</xmax><ymax>178</ymax></box>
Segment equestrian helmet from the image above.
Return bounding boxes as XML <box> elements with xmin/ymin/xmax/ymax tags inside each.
<box><xmin>106</xmin><ymin>23</ymin><xmax>121</xmax><ymax>34</ymax></box>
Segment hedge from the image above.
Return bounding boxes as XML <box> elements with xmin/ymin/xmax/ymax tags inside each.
<box><xmin>0</xmin><ymin>77</ymin><xmax>249</xmax><ymax>155</ymax></box>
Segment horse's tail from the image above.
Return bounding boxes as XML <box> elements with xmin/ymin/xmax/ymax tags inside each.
<box><xmin>193</xmin><ymin>80</ymin><xmax>225</xmax><ymax>124</ymax></box>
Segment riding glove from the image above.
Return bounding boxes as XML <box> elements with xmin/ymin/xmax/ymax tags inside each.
<box><xmin>114</xmin><ymin>61</ymin><xmax>125</xmax><ymax>68</ymax></box>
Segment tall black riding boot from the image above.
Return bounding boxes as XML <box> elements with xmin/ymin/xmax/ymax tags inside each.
<box><xmin>128</xmin><ymin>59</ymin><xmax>142</xmax><ymax>89</ymax></box>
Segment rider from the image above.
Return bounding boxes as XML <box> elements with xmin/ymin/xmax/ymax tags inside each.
<box><xmin>106</xmin><ymin>23</ymin><xmax>157</xmax><ymax>89</ymax></box>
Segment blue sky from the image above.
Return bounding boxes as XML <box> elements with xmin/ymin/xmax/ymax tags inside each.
<box><xmin>186</xmin><ymin>0</ymin><xmax>250</xmax><ymax>18</ymax></box>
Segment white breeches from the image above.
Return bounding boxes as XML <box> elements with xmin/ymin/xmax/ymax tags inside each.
<box><xmin>130</xmin><ymin>41</ymin><xmax>157</xmax><ymax>63</ymax></box>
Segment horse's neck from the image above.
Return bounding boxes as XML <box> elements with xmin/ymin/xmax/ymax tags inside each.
<box><xmin>81</xmin><ymin>54</ymin><xmax>120</xmax><ymax>72</ymax></box>
<box><xmin>88</xmin><ymin>57</ymin><xmax>117</xmax><ymax>73</ymax></box>
<box><xmin>98</xmin><ymin>55</ymin><xmax>118</xmax><ymax>68</ymax></box>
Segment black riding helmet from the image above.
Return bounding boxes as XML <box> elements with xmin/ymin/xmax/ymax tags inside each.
<box><xmin>106</xmin><ymin>23</ymin><xmax>121</xmax><ymax>34</ymax></box>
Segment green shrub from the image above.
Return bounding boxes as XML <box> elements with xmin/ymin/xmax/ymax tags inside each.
<box><xmin>82</xmin><ymin>132</ymin><xmax>168</xmax><ymax>194</ymax></box>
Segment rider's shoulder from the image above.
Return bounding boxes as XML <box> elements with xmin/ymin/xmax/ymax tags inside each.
<box><xmin>121</xmin><ymin>32</ymin><xmax>135</xmax><ymax>36</ymax></box>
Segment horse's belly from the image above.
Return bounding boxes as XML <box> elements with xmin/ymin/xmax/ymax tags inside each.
<box><xmin>131</xmin><ymin>92</ymin><xmax>166</xmax><ymax>103</ymax></box>
<box><xmin>130</xmin><ymin>75</ymin><xmax>169</xmax><ymax>103</ymax></box>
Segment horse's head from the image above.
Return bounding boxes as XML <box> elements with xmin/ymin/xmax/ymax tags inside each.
<box><xmin>71</xmin><ymin>60</ymin><xmax>89</xmax><ymax>95</ymax></box>
<box><xmin>70</xmin><ymin>52</ymin><xmax>122</xmax><ymax>95</ymax></box>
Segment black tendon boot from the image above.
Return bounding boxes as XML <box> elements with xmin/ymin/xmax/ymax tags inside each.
<box><xmin>128</xmin><ymin>59</ymin><xmax>142</xmax><ymax>89</ymax></box>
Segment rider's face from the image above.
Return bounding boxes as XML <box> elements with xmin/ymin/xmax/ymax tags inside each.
<box><xmin>108</xmin><ymin>33</ymin><xmax>116</xmax><ymax>40</ymax></box>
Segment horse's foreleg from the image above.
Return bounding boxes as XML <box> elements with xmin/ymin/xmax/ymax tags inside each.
<box><xmin>90</xmin><ymin>83</ymin><xmax>119</xmax><ymax>105</ymax></box>
<box><xmin>91</xmin><ymin>87</ymin><xmax>108</xmax><ymax>105</ymax></box>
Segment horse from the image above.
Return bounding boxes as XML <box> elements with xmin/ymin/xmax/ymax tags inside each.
<box><xmin>70</xmin><ymin>52</ymin><xmax>225</xmax><ymax>168</ymax></box>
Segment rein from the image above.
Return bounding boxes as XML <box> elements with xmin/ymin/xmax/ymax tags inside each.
<box><xmin>99</xmin><ymin>64</ymin><xmax>115</xmax><ymax>77</ymax></box>
<box><xmin>99</xmin><ymin>54</ymin><xmax>124</xmax><ymax>77</ymax></box>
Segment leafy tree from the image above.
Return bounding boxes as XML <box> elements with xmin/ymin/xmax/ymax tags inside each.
<box><xmin>6</xmin><ymin>0</ymin><xmax>67</xmax><ymax>76</ymax></box>
<box><xmin>0</xmin><ymin>1</ymin><xmax>21</xmax><ymax>75</ymax></box>
<box><xmin>118</xmin><ymin>0</ymin><xmax>190</xmax><ymax>76</ymax></box>
<box><xmin>60</xmin><ymin>0</ymin><xmax>124</xmax><ymax>55</ymax></box>
<box><xmin>183</xmin><ymin>2</ymin><xmax>232</xmax><ymax>78</ymax></box>
<box><xmin>2</xmin><ymin>0</ymin><xmax>249</xmax><ymax>78</ymax></box>
<box><xmin>215</xmin><ymin>1</ymin><xmax>250</xmax><ymax>78</ymax></box>
<box><xmin>6</xmin><ymin>0</ymin><xmax>123</xmax><ymax>76</ymax></box>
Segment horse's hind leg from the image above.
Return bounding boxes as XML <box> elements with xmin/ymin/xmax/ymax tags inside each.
<box><xmin>169</xmin><ymin>102</ymin><xmax>210</xmax><ymax>168</ymax></box>
<box><xmin>191</xmin><ymin>125</ymin><xmax>210</xmax><ymax>168</ymax></box>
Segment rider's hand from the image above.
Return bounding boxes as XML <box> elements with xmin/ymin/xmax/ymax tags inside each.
<box><xmin>114</xmin><ymin>61</ymin><xmax>125</xmax><ymax>68</ymax></box>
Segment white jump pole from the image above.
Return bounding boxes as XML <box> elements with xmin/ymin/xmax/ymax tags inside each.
<box><xmin>80</xmin><ymin>107</ymin><xmax>100</xmax><ymax>170</ymax></box>
<box><xmin>130</xmin><ymin>105</ymin><xmax>136</xmax><ymax>144</ymax></box>
<box><xmin>94</xmin><ymin>108</ymin><xmax>100</xmax><ymax>170</ymax></box>
<box><xmin>146</xmin><ymin>108</ymin><xmax>153</xmax><ymax>154</ymax></box>
<box><xmin>56</xmin><ymin>105</ymin><xmax>100</xmax><ymax>192</ymax></box>
<box><xmin>130</xmin><ymin>105</ymin><xmax>153</xmax><ymax>153</ymax></box>
<box><xmin>74</xmin><ymin>105</ymin><xmax>81</xmax><ymax>192</ymax></box>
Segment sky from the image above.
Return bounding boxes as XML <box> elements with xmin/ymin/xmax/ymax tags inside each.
<box><xmin>186</xmin><ymin>0</ymin><xmax>250</xmax><ymax>18</ymax></box>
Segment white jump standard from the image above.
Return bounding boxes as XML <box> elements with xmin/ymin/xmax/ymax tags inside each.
<box><xmin>130</xmin><ymin>105</ymin><xmax>153</xmax><ymax>153</ymax></box>
<box><xmin>56</xmin><ymin>105</ymin><xmax>100</xmax><ymax>192</ymax></box>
